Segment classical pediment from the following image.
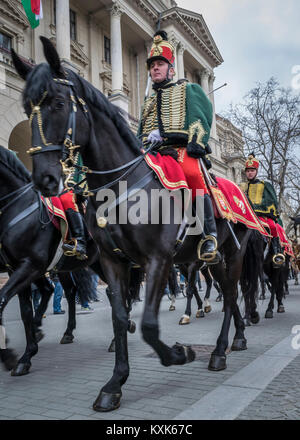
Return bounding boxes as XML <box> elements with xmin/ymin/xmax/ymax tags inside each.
<box><xmin>0</xmin><ymin>0</ymin><xmax>29</xmax><ymax>28</ymax></box>
<box><xmin>160</xmin><ymin>7</ymin><xmax>223</xmax><ymax>66</ymax></box>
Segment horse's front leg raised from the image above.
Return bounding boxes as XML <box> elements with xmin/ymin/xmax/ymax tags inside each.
<box><xmin>142</xmin><ymin>257</ymin><xmax>195</xmax><ymax>366</ymax></box>
<box><xmin>93</xmin><ymin>256</ymin><xmax>131</xmax><ymax>412</ymax></box>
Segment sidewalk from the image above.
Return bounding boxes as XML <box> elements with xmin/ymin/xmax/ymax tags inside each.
<box><xmin>0</xmin><ymin>281</ymin><xmax>299</xmax><ymax>420</ymax></box>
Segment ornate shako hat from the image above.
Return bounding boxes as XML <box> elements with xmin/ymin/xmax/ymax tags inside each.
<box><xmin>146</xmin><ymin>30</ymin><xmax>175</xmax><ymax>69</ymax></box>
<box><xmin>245</xmin><ymin>153</ymin><xmax>259</xmax><ymax>170</ymax></box>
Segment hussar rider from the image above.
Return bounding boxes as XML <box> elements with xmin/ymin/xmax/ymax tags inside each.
<box><xmin>137</xmin><ymin>30</ymin><xmax>220</xmax><ymax>264</ymax></box>
<box><xmin>240</xmin><ymin>153</ymin><xmax>285</xmax><ymax>267</ymax></box>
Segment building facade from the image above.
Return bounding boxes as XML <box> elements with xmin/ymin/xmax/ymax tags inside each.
<box><xmin>0</xmin><ymin>0</ymin><xmax>245</xmax><ymax>180</ymax></box>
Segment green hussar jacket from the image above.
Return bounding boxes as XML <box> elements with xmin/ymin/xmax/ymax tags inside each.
<box><xmin>137</xmin><ymin>80</ymin><xmax>213</xmax><ymax>158</ymax></box>
<box><xmin>240</xmin><ymin>179</ymin><xmax>280</xmax><ymax>221</ymax></box>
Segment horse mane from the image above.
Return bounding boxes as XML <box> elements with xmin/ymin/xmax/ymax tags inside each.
<box><xmin>23</xmin><ymin>62</ymin><xmax>141</xmax><ymax>155</ymax></box>
<box><xmin>0</xmin><ymin>145</ymin><xmax>31</xmax><ymax>183</ymax></box>
<box><xmin>66</xmin><ymin>69</ymin><xmax>142</xmax><ymax>155</ymax></box>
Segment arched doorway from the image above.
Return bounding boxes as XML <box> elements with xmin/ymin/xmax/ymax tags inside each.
<box><xmin>8</xmin><ymin>120</ymin><xmax>32</xmax><ymax>172</ymax></box>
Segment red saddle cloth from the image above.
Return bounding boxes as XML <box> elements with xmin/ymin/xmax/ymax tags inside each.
<box><xmin>144</xmin><ymin>153</ymin><xmax>269</xmax><ymax>237</ymax></box>
<box><xmin>144</xmin><ymin>152</ymin><xmax>190</xmax><ymax>192</ymax></box>
<box><xmin>41</xmin><ymin>196</ymin><xmax>68</xmax><ymax>240</ymax></box>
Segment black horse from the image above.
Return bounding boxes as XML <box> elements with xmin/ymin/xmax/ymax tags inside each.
<box><xmin>176</xmin><ymin>262</ymin><xmax>223</xmax><ymax>325</ymax></box>
<box><xmin>12</xmin><ymin>37</ymin><xmax>252</xmax><ymax>412</ymax></box>
<box><xmin>0</xmin><ymin>145</ymin><xmax>110</xmax><ymax>375</ymax></box>
<box><xmin>241</xmin><ymin>229</ymin><xmax>287</xmax><ymax>325</ymax></box>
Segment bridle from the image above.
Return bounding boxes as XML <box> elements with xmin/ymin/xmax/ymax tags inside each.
<box><xmin>26</xmin><ymin>76</ymin><xmax>156</xmax><ymax>196</ymax></box>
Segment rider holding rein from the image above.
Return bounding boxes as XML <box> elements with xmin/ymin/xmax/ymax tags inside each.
<box><xmin>137</xmin><ymin>30</ymin><xmax>220</xmax><ymax>264</ymax></box>
<box><xmin>240</xmin><ymin>153</ymin><xmax>285</xmax><ymax>267</ymax></box>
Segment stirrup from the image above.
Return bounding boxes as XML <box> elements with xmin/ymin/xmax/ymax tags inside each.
<box><xmin>272</xmin><ymin>253</ymin><xmax>285</xmax><ymax>266</ymax></box>
<box><xmin>197</xmin><ymin>235</ymin><xmax>218</xmax><ymax>262</ymax></box>
<box><xmin>63</xmin><ymin>238</ymin><xmax>87</xmax><ymax>260</ymax></box>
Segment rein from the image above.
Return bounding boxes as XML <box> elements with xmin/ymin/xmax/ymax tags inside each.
<box><xmin>0</xmin><ymin>183</ymin><xmax>34</xmax><ymax>215</ymax></box>
<box><xmin>27</xmin><ymin>77</ymin><xmax>157</xmax><ymax>195</ymax></box>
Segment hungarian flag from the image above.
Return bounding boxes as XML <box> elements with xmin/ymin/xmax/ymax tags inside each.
<box><xmin>21</xmin><ymin>0</ymin><xmax>43</xmax><ymax>29</ymax></box>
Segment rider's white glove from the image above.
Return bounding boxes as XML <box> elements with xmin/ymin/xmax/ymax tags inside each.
<box><xmin>147</xmin><ymin>129</ymin><xmax>163</xmax><ymax>144</ymax></box>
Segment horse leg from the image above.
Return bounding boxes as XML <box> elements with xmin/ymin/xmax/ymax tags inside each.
<box><xmin>93</xmin><ymin>256</ymin><xmax>131</xmax><ymax>412</ymax></box>
<box><xmin>11</xmin><ymin>287</ymin><xmax>38</xmax><ymax>376</ymax></box>
<box><xmin>32</xmin><ymin>276</ymin><xmax>54</xmax><ymax>342</ymax></box>
<box><xmin>265</xmin><ymin>286</ymin><xmax>275</xmax><ymax>318</ymax></box>
<box><xmin>209</xmin><ymin>227</ymin><xmax>250</xmax><ymax>370</ymax></box>
<box><xmin>276</xmin><ymin>275</ymin><xmax>285</xmax><ymax>313</ymax></box>
<box><xmin>231</xmin><ymin>302</ymin><xmax>248</xmax><ymax>351</ymax></box>
<box><xmin>142</xmin><ymin>257</ymin><xmax>195</xmax><ymax>367</ymax></box>
<box><xmin>0</xmin><ymin>262</ymin><xmax>41</xmax><ymax>371</ymax></box>
<box><xmin>168</xmin><ymin>266</ymin><xmax>177</xmax><ymax>311</ymax></box>
<box><xmin>202</xmin><ymin>267</ymin><xmax>212</xmax><ymax>313</ymax></box>
<box><xmin>59</xmin><ymin>273</ymin><xmax>76</xmax><ymax>344</ymax></box>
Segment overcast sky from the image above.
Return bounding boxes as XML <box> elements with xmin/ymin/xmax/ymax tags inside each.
<box><xmin>176</xmin><ymin>0</ymin><xmax>300</xmax><ymax>114</ymax></box>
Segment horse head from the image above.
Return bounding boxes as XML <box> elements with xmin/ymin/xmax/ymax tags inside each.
<box><xmin>11</xmin><ymin>37</ymin><xmax>90</xmax><ymax>196</ymax></box>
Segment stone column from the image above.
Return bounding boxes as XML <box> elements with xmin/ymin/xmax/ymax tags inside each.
<box><xmin>177</xmin><ymin>42</ymin><xmax>185</xmax><ymax>79</ymax></box>
<box><xmin>88</xmin><ymin>15</ymin><xmax>100</xmax><ymax>89</ymax></box>
<box><xmin>200</xmin><ymin>68</ymin><xmax>210</xmax><ymax>95</ymax></box>
<box><xmin>168</xmin><ymin>33</ymin><xmax>179</xmax><ymax>82</ymax></box>
<box><xmin>208</xmin><ymin>72</ymin><xmax>217</xmax><ymax>140</ymax></box>
<box><xmin>110</xmin><ymin>2</ymin><xmax>123</xmax><ymax>94</ymax></box>
<box><xmin>56</xmin><ymin>0</ymin><xmax>70</xmax><ymax>61</ymax></box>
<box><xmin>109</xmin><ymin>2</ymin><xmax>129</xmax><ymax>114</ymax></box>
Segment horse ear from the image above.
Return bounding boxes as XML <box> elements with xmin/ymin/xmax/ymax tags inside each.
<box><xmin>40</xmin><ymin>36</ymin><xmax>64</xmax><ymax>77</ymax></box>
<box><xmin>11</xmin><ymin>48</ymin><xmax>32</xmax><ymax>80</ymax></box>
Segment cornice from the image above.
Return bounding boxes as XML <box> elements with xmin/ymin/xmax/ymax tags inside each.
<box><xmin>160</xmin><ymin>7</ymin><xmax>223</xmax><ymax>66</ymax></box>
<box><xmin>0</xmin><ymin>0</ymin><xmax>29</xmax><ymax>29</ymax></box>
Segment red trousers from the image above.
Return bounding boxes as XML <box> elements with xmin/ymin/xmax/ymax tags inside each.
<box><xmin>176</xmin><ymin>147</ymin><xmax>208</xmax><ymax>199</ymax></box>
<box><xmin>59</xmin><ymin>190</ymin><xmax>79</xmax><ymax>212</ymax></box>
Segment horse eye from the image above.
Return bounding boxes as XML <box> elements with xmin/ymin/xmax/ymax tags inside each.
<box><xmin>55</xmin><ymin>101</ymin><xmax>65</xmax><ymax>109</ymax></box>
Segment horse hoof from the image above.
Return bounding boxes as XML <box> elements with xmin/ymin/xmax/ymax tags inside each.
<box><xmin>179</xmin><ymin>315</ymin><xmax>190</xmax><ymax>325</ymax></box>
<box><xmin>35</xmin><ymin>330</ymin><xmax>44</xmax><ymax>343</ymax></box>
<box><xmin>11</xmin><ymin>362</ymin><xmax>31</xmax><ymax>376</ymax></box>
<box><xmin>243</xmin><ymin>318</ymin><xmax>251</xmax><ymax>327</ymax></box>
<box><xmin>231</xmin><ymin>338</ymin><xmax>247</xmax><ymax>351</ymax></box>
<box><xmin>208</xmin><ymin>354</ymin><xmax>227</xmax><ymax>371</ymax></box>
<box><xmin>204</xmin><ymin>306</ymin><xmax>212</xmax><ymax>313</ymax></box>
<box><xmin>216</xmin><ymin>296</ymin><xmax>222</xmax><ymax>302</ymax></box>
<box><xmin>93</xmin><ymin>391</ymin><xmax>121</xmax><ymax>412</ymax></box>
<box><xmin>265</xmin><ymin>310</ymin><xmax>273</xmax><ymax>319</ymax></box>
<box><xmin>277</xmin><ymin>306</ymin><xmax>285</xmax><ymax>313</ymax></box>
<box><xmin>108</xmin><ymin>340</ymin><xmax>115</xmax><ymax>352</ymax></box>
<box><xmin>0</xmin><ymin>348</ymin><xmax>18</xmax><ymax>371</ymax></box>
<box><xmin>171</xmin><ymin>343</ymin><xmax>196</xmax><ymax>364</ymax></box>
<box><xmin>196</xmin><ymin>310</ymin><xmax>205</xmax><ymax>318</ymax></box>
<box><xmin>250</xmin><ymin>312</ymin><xmax>260</xmax><ymax>324</ymax></box>
<box><xmin>169</xmin><ymin>305</ymin><xmax>176</xmax><ymax>311</ymax></box>
<box><xmin>60</xmin><ymin>334</ymin><xmax>74</xmax><ymax>344</ymax></box>
<box><xmin>128</xmin><ymin>320</ymin><xmax>136</xmax><ymax>334</ymax></box>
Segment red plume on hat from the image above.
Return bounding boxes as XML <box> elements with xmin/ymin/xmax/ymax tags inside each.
<box><xmin>245</xmin><ymin>152</ymin><xmax>259</xmax><ymax>170</ymax></box>
<box><xmin>146</xmin><ymin>30</ymin><xmax>175</xmax><ymax>69</ymax></box>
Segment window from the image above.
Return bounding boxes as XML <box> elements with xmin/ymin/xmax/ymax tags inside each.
<box><xmin>0</xmin><ymin>32</ymin><xmax>12</xmax><ymax>51</ymax></box>
<box><xmin>53</xmin><ymin>1</ymin><xmax>77</xmax><ymax>41</ymax></box>
<box><xmin>104</xmin><ymin>36</ymin><xmax>111</xmax><ymax>64</ymax></box>
<box><xmin>70</xmin><ymin>10</ymin><xmax>77</xmax><ymax>41</ymax></box>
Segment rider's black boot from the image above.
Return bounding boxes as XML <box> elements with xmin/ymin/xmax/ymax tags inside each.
<box><xmin>271</xmin><ymin>236</ymin><xmax>285</xmax><ymax>268</ymax></box>
<box><xmin>197</xmin><ymin>194</ymin><xmax>221</xmax><ymax>265</ymax></box>
<box><xmin>62</xmin><ymin>209</ymin><xmax>88</xmax><ymax>260</ymax></box>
